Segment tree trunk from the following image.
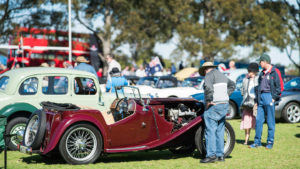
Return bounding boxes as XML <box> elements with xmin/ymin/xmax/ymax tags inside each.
<box><xmin>97</xmin><ymin>9</ymin><xmax>112</xmax><ymax>76</ymax></box>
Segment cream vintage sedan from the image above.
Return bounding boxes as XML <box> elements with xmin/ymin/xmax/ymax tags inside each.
<box><xmin>0</xmin><ymin>67</ymin><xmax>113</xmax><ymax>150</ymax></box>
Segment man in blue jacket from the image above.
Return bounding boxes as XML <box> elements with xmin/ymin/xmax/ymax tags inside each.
<box><xmin>106</xmin><ymin>67</ymin><xmax>128</xmax><ymax>93</ymax></box>
<box><xmin>250</xmin><ymin>54</ymin><xmax>284</xmax><ymax>149</ymax></box>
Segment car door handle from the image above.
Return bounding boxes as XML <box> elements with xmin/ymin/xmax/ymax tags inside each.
<box><xmin>141</xmin><ymin>122</ymin><xmax>146</xmax><ymax>128</ymax></box>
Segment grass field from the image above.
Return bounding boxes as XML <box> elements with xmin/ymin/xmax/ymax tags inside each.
<box><xmin>1</xmin><ymin>119</ymin><xmax>300</xmax><ymax>169</ymax></box>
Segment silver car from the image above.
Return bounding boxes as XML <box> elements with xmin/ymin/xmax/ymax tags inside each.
<box><xmin>276</xmin><ymin>77</ymin><xmax>300</xmax><ymax>123</ymax></box>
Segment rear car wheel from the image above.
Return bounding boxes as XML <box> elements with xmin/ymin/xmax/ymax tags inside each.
<box><xmin>23</xmin><ymin>110</ymin><xmax>46</xmax><ymax>150</ymax></box>
<box><xmin>195</xmin><ymin>122</ymin><xmax>235</xmax><ymax>158</ymax></box>
<box><xmin>169</xmin><ymin>145</ymin><xmax>195</xmax><ymax>155</ymax></box>
<box><xmin>226</xmin><ymin>101</ymin><xmax>237</xmax><ymax>120</ymax></box>
<box><xmin>59</xmin><ymin>123</ymin><xmax>102</xmax><ymax>165</ymax></box>
<box><xmin>6</xmin><ymin>117</ymin><xmax>28</xmax><ymax>150</ymax></box>
<box><xmin>282</xmin><ymin>102</ymin><xmax>300</xmax><ymax>123</ymax></box>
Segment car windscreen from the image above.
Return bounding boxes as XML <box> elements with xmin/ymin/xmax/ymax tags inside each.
<box><xmin>180</xmin><ymin>77</ymin><xmax>203</xmax><ymax>88</ymax></box>
<box><xmin>284</xmin><ymin>78</ymin><xmax>300</xmax><ymax>91</ymax></box>
<box><xmin>156</xmin><ymin>79</ymin><xmax>177</xmax><ymax>88</ymax></box>
<box><xmin>0</xmin><ymin>76</ymin><xmax>9</xmax><ymax>91</ymax></box>
<box><xmin>136</xmin><ymin>77</ymin><xmax>158</xmax><ymax>86</ymax></box>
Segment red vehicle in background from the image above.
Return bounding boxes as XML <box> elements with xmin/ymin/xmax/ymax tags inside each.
<box><xmin>3</xmin><ymin>27</ymin><xmax>91</xmax><ymax>69</ymax></box>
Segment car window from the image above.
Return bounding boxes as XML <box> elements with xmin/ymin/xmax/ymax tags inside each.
<box><xmin>0</xmin><ymin>76</ymin><xmax>9</xmax><ymax>91</ymax></box>
<box><xmin>42</xmin><ymin>76</ymin><xmax>68</xmax><ymax>95</ymax></box>
<box><xmin>74</xmin><ymin>77</ymin><xmax>97</xmax><ymax>95</ymax></box>
<box><xmin>284</xmin><ymin>78</ymin><xmax>300</xmax><ymax>91</ymax></box>
<box><xmin>19</xmin><ymin>77</ymin><xmax>38</xmax><ymax>95</ymax></box>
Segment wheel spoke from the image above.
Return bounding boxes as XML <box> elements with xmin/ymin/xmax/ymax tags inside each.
<box><xmin>65</xmin><ymin>127</ymin><xmax>98</xmax><ymax>161</ymax></box>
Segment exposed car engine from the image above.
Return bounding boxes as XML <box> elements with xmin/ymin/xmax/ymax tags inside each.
<box><xmin>167</xmin><ymin>103</ymin><xmax>197</xmax><ymax>130</ymax></box>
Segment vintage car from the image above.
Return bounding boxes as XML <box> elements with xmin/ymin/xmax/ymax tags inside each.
<box><xmin>20</xmin><ymin>86</ymin><xmax>236</xmax><ymax>164</ymax></box>
<box><xmin>136</xmin><ymin>76</ymin><xmax>204</xmax><ymax>98</ymax></box>
<box><xmin>0</xmin><ymin>67</ymin><xmax>111</xmax><ymax>150</ymax></box>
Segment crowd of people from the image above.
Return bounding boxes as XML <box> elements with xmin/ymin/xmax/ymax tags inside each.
<box><xmin>199</xmin><ymin>53</ymin><xmax>283</xmax><ymax>163</ymax></box>
<box><xmin>0</xmin><ymin>51</ymin><xmax>287</xmax><ymax>163</ymax></box>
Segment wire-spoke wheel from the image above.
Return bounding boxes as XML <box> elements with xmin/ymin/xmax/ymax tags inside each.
<box><xmin>59</xmin><ymin>123</ymin><xmax>102</xmax><ymax>165</ymax></box>
<box><xmin>282</xmin><ymin>102</ymin><xmax>300</xmax><ymax>123</ymax></box>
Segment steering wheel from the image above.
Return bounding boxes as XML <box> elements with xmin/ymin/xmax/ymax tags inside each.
<box><xmin>115</xmin><ymin>98</ymin><xmax>129</xmax><ymax>120</ymax></box>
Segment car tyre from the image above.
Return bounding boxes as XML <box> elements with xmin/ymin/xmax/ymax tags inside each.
<box><xmin>195</xmin><ymin>121</ymin><xmax>235</xmax><ymax>158</ymax></box>
<box><xmin>169</xmin><ymin>145</ymin><xmax>195</xmax><ymax>155</ymax></box>
<box><xmin>23</xmin><ymin>110</ymin><xmax>47</xmax><ymax>150</ymax></box>
<box><xmin>226</xmin><ymin>101</ymin><xmax>237</xmax><ymax>120</ymax></box>
<box><xmin>59</xmin><ymin>123</ymin><xmax>102</xmax><ymax>165</ymax></box>
<box><xmin>282</xmin><ymin>102</ymin><xmax>300</xmax><ymax>123</ymax></box>
<box><xmin>6</xmin><ymin>117</ymin><xmax>28</xmax><ymax>150</ymax></box>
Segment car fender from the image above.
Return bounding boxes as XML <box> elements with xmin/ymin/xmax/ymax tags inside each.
<box><xmin>43</xmin><ymin>112</ymin><xmax>108</xmax><ymax>154</ymax></box>
<box><xmin>276</xmin><ymin>98</ymin><xmax>300</xmax><ymax>119</ymax></box>
<box><xmin>0</xmin><ymin>103</ymin><xmax>37</xmax><ymax>119</ymax></box>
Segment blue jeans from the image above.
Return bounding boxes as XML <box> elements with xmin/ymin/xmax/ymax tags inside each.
<box><xmin>203</xmin><ymin>103</ymin><xmax>229</xmax><ymax>157</ymax></box>
<box><xmin>254</xmin><ymin>93</ymin><xmax>275</xmax><ymax>145</ymax></box>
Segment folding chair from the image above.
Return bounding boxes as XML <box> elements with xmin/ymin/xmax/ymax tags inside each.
<box><xmin>0</xmin><ymin>115</ymin><xmax>16</xmax><ymax>169</ymax></box>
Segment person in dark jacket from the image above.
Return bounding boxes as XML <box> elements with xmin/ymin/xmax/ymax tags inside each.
<box><xmin>249</xmin><ymin>54</ymin><xmax>284</xmax><ymax>149</ymax></box>
<box><xmin>106</xmin><ymin>67</ymin><xmax>128</xmax><ymax>93</ymax></box>
<box><xmin>199</xmin><ymin>62</ymin><xmax>236</xmax><ymax>163</ymax></box>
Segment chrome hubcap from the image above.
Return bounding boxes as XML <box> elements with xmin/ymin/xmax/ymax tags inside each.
<box><xmin>66</xmin><ymin>127</ymin><xmax>97</xmax><ymax>161</ymax></box>
<box><xmin>10</xmin><ymin>124</ymin><xmax>26</xmax><ymax>146</ymax></box>
<box><xmin>287</xmin><ymin>104</ymin><xmax>300</xmax><ymax>123</ymax></box>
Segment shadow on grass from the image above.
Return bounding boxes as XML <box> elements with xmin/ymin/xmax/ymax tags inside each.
<box><xmin>235</xmin><ymin>139</ymin><xmax>254</xmax><ymax>145</ymax></box>
<box><xmin>98</xmin><ymin>150</ymin><xmax>200</xmax><ymax>163</ymax></box>
<box><xmin>21</xmin><ymin>150</ymin><xmax>202</xmax><ymax>165</ymax></box>
<box><xmin>236</xmin><ymin>139</ymin><xmax>270</xmax><ymax>146</ymax></box>
<box><xmin>21</xmin><ymin>154</ymin><xmax>65</xmax><ymax>165</ymax></box>
<box><xmin>295</xmin><ymin>134</ymin><xmax>300</xmax><ymax>138</ymax></box>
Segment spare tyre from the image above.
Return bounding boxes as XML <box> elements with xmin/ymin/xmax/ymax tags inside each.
<box><xmin>23</xmin><ymin>110</ymin><xmax>46</xmax><ymax>150</ymax></box>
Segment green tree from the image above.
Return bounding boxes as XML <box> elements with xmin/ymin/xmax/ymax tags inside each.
<box><xmin>115</xmin><ymin>0</ymin><xmax>191</xmax><ymax>63</ymax></box>
<box><xmin>283</xmin><ymin>0</ymin><xmax>300</xmax><ymax>75</ymax></box>
<box><xmin>257</xmin><ymin>0</ymin><xmax>299</xmax><ymax>74</ymax></box>
<box><xmin>176</xmin><ymin>0</ymin><xmax>289</xmax><ymax>61</ymax></box>
<box><xmin>72</xmin><ymin>0</ymin><xmax>134</xmax><ymax>74</ymax></box>
<box><xmin>0</xmin><ymin>0</ymin><xmax>67</xmax><ymax>43</ymax></box>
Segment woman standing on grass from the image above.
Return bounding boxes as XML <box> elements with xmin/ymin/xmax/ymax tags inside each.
<box><xmin>240</xmin><ymin>63</ymin><xmax>259</xmax><ymax>145</ymax></box>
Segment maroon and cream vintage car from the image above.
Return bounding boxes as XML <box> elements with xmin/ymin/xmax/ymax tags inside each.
<box><xmin>20</xmin><ymin>86</ymin><xmax>235</xmax><ymax>164</ymax></box>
